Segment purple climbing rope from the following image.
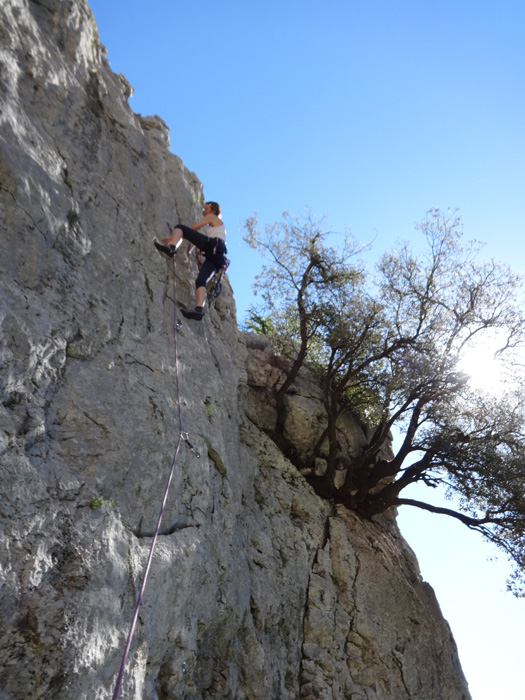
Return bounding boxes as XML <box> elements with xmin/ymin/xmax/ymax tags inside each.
<box><xmin>111</xmin><ymin>256</ymin><xmax>184</xmax><ymax>699</ymax></box>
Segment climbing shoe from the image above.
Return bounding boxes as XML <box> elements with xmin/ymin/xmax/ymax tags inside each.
<box><xmin>154</xmin><ymin>240</ymin><xmax>177</xmax><ymax>257</ymax></box>
<box><xmin>182</xmin><ymin>307</ymin><xmax>204</xmax><ymax>321</ymax></box>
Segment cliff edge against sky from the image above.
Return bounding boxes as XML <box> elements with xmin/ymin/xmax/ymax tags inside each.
<box><xmin>0</xmin><ymin>1</ymin><xmax>471</xmax><ymax>698</ymax></box>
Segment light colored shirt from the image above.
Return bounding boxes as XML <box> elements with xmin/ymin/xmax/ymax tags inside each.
<box><xmin>204</xmin><ymin>222</ymin><xmax>227</xmax><ymax>242</ymax></box>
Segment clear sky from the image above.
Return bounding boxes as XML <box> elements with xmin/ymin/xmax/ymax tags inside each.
<box><xmin>88</xmin><ymin>1</ymin><xmax>525</xmax><ymax>698</ymax></box>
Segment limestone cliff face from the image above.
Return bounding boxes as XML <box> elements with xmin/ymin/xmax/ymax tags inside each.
<box><xmin>0</xmin><ymin>2</ymin><xmax>471</xmax><ymax>699</ymax></box>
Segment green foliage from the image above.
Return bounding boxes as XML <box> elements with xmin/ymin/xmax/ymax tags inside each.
<box><xmin>3</xmin><ymin>395</ymin><xmax>20</xmax><ymax>409</ymax></box>
<box><xmin>89</xmin><ymin>495</ymin><xmax>104</xmax><ymax>510</ymax></box>
<box><xmin>202</xmin><ymin>398</ymin><xmax>213</xmax><ymax>418</ymax></box>
<box><xmin>245</xmin><ymin>208</ymin><xmax>525</xmax><ymax>594</ymax></box>
<box><xmin>244</xmin><ymin>210</ymin><xmax>367</xmax><ymax>343</ymax></box>
<box><xmin>89</xmin><ymin>495</ymin><xmax>115</xmax><ymax>510</ymax></box>
<box><xmin>243</xmin><ymin>307</ymin><xmax>275</xmax><ymax>335</ymax></box>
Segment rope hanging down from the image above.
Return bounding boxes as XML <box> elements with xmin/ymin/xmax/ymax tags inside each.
<box><xmin>111</xmin><ymin>255</ymin><xmax>196</xmax><ymax>699</ymax></box>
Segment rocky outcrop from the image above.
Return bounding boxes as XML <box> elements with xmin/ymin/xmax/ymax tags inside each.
<box><xmin>0</xmin><ymin>1</ymin><xmax>471</xmax><ymax>698</ymax></box>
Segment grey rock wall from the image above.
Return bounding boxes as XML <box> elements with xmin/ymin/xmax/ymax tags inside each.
<box><xmin>0</xmin><ymin>1</ymin><xmax>471</xmax><ymax>698</ymax></box>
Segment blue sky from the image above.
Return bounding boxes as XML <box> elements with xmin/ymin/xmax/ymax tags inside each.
<box><xmin>88</xmin><ymin>1</ymin><xmax>525</xmax><ymax>697</ymax></box>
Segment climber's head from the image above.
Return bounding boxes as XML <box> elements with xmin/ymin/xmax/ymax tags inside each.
<box><xmin>204</xmin><ymin>201</ymin><xmax>221</xmax><ymax>217</ymax></box>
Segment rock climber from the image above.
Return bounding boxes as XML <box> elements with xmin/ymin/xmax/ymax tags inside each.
<box><xmin>154</xmin><ymin>201</ymin><xmax>228</xmax><ymax>320</ymax></box>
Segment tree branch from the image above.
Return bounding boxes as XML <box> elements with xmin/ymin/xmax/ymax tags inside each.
<box><xmin>395</xmin><ymin>497</ymin><xmax>500</xmax><ymax>528</ymax></box>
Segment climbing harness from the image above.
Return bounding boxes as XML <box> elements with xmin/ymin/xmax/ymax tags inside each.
<box><xmin>196</xmin><ymin>239</ymin><xmax>230</xmax><ymax>300</ymax></box>
<box><xmin>111</xmin><ymin>254</ymin><xmax>199</xmax><ymax>700</ymax></box>
<box><xmin>185</xmin><ymin>224</ymin><xmax>230</xmax><ymax>301</ymax></box>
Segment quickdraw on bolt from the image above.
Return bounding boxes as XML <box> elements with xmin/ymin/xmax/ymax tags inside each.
<box><xmin>181</xmin><ymin>432</ymin><xmax>200</xmax><ymax>458</ymax></box>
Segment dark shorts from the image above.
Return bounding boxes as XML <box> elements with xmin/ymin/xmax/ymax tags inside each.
<box><xmin>176</xmin><ymin>225</ymin><xmax>228</xmax><ymax>288</ymax></box>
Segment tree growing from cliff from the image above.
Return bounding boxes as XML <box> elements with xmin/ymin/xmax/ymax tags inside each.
<box><xmin>244</xmin><ymin>211</ymin><xmax>368</xmax><ymax>462</ymax></box>
<box><xmin>244</xmin><ymin>208</ymin><xmax>525</xmax><ymax>593</ymax></box>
